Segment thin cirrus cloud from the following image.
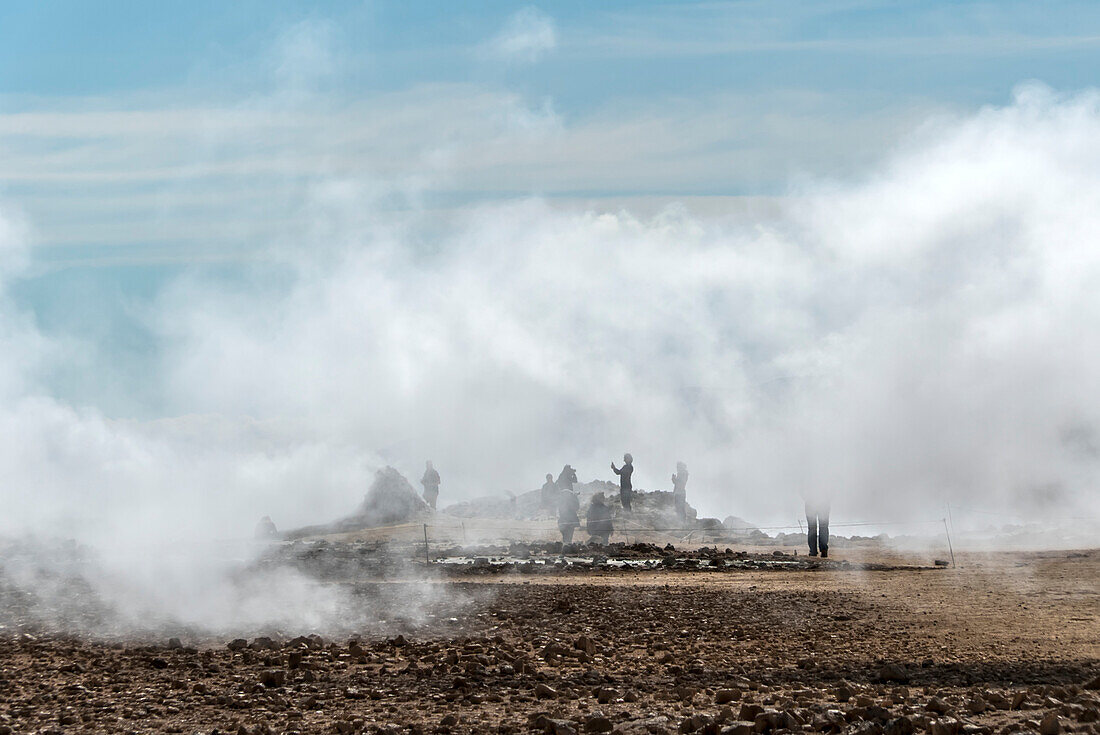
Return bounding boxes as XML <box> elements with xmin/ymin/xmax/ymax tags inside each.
<box><xmin>483</xmin><ymin>6</ymin><xmax>557</xmax><ymax>63</ymax></box>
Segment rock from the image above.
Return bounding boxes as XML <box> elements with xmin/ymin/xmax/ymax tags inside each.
<box><xmin>440</xmin><ymin>714</ymin><xmax>458</xmax><ymax>727</ymax></box>
<box><xmin>1085</xmin><ymin>676</ymin><xmax>1100</xmax><ymax>690</ymax></box>
<box><xmin>884</xmin><ymin>716</ymin><xmax>915</xmax><ymax>735</ymax></box>
<box><xmin>716</xmin><ymin>689</ymin><xmax>740</xmax><ymax>705</ymax></box>
<box><xmin>259</xmin><ymin>669</ymin><xmax>285</xmax><ymax>688</ymax></box>
<box><xmin>535</xmin><ymin>683</ymin><xmax>559</xmax><ymax>699</ymax></box>
<box><xmin>1039</xmin><ymin>713</ymin><xmax>1061</xmax><ymax>735</ymax></box>
<box><xmin>1011</xmin><ymin>692</ymin><xmax>1028</xmax><ymax>710</ymax></box>
<box><xmin>925</xmin><ymin>697</ymin><xmax>951</xmax><ymax>715</ymax></box>
<box><xmin>150</xmin><ymin>657</ymin><xmax>168</xmax><ymax>670</ymax></box>
<box><xmin>249</xmin><ymin>637</ymin><xmax>279</xmax><ymax>651</ymax></box>
<box><xmin>595</xmin><ymin>688</ymin><xmax>620</xmax><ymax>704</ymax></box>
<box><xmin>878</xmin><ymin>663</ymin><xmax>910</xmax><ymax>684</ymax></box>
<box><xmin>585</xmin><ymin>715</ymin><xmax>614</xmax><ymax>733</ymax></box>
<box><xmin>166</xmin><ymin>637</ymin><xmax>182</xmax><ymax>649</ymax></box>
<box><xmin>738</xmin><ymin>704</ymin><xmax>764</xmax><ymax>722</ymax></box>
<box><xmin>542</xmin><ymin>642</ymin><xmax>571</xmax><ymax>662</ymax></box>
<box><xmin>574</xmin><ymin>636</ymin><xmax>598</xmax><ymax>656</ymax></box>
<box><xmin>536</xmin><ymin>718</ymin><xmax>577</xmax><ymax>735</ymax></box>
<box><xmin>864</xmin><ymin>705</ymin><xmax>892</xmax><ymax>723</ymax></box>
<box><xmin>721</xmin><ymin>722</ymin><xmax>754</xmax><ymax>735</ymax></box>
<box><xmin>752</xmin><ymin>710</ymin><xmax>781</xmax><ymax>732</ymax></box>
<box><xmin>227</xmin><ymin>638</ymin><xmax>248</xmax><ymax>651</ymax></box>
<box><xmin>928</xmin><ymin>718</ymin><xmax>960</xmax><ymax>735</ymax></box>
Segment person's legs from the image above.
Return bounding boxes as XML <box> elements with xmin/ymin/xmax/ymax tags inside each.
<box><xmin>806</xmin><ymin>504</ymin><xmax>819</xmax><ymax>556</ymax></box>
<box><xmin>819</xmin><ymin>507</ymin><xmax>829</xmax><ymax>557</ymax></box>
<box><xmin>620</xmin><ymin>488</ymin><xmax>632</xmax><ymax>511</ymax></box>
<box><xmin>561</xmin><ymin>525</ymin><xmax>574</xmax><ymax>545</ymax></box>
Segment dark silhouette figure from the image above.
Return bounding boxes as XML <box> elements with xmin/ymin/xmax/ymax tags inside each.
<box><xmin>671</xmin><ymin>461</ymin><xmax>689</xmax><ymax>524</ymax></box>
<box><xmin>556</xmin><ymin>464</ymin><xmax>577</xmax><ymax>492</ymax></box>
<box><xmin>420</xmin><ymin>461</ymin><xmax>440</xmax><ymax>510</ymax></box>
<box><xmin>557</xmin><ymin>489</ymin><xmax>580</xmax><ymax>545</ymax></box>
<box><xmin>610</xmin><ymin>453</ymin><xmax>634</xmax><ymax>511</ymax></box>
<box><xmin>586</xmin><ymin>492</ymin><xmax>613</xmax><ymax>545</ymax></box>
<box><xmin>254</xmin><ymin>515</ymin><xmax>278</xmax><ymax>540</ymax></box>
<box><xmin>540</xmin><ymin>473</ymin><xmax>557</xmax><ymax>513</ymax></box>
<box><xmin>805</xmin><ymin>498</ymin><xmax>830</xmax><ymax>557</ymax></box>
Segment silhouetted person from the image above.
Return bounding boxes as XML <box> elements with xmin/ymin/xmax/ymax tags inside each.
<box><xmin>557</xmin><ymin>488</ymin><xmax>580</xmax><ymax>545</ymax></box>
<box><xmin>805</xmin><ymin>495</ymin><xmax>830</xmax><ymax>558</ymax></box>
<box><xmin>421</xmin><ymin>461</ymin><xmax>440</xmax><ymax>510</ymax></box>
<box><xmin>611</xmin><ymin>453</ymin><xmax>634</xmax><ymax>511</ymax></box>
<box><xmin>586</xmin><ymin>492</ymin><xmax>613</xmax><ymax>545</ymax></box>
<box><xmin>671</xmin><ymin>461</ymin><xmax>689</xmax><ymax>524</ymax></box>
<box><xmin>255</xmin><ymin>515</ymin><xmax>278</xmax><ymax>540</ymax></box>
<box><xmin>556</xmin><ymin>464</ymin><xmax>577</xmax><ymax>493</ymax></box>
<box><xmin>540</xmin><ymin>473</ymin><xmax>558</xmax><ymax>513</ymax></box>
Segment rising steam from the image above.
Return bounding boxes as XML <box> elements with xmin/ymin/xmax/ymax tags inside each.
<box><xmin>1</xmin><ymin>84</ymin><xmax>1099</xmax><ymax>633</ymax></box>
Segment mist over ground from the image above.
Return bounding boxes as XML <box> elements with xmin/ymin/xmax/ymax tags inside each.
<box><xmin>3</xmin><ymin>84</ymin><xmax>1100</xmax><ymax>632</ymax></box>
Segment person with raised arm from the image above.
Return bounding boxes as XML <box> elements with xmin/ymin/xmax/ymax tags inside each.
<box><xmin>610</xmin><ymin>453</ymin><xmax>634</xmax><ymax>511</ymax></box>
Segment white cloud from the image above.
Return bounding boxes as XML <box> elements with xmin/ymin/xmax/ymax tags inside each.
<box><xmin>486</xmin><ymin>6</ymin><xmax>557</xmax><ymax>63</ymax></box>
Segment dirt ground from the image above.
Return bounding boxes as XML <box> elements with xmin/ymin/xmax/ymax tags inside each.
<box><xmin>1</xmin><ymin>547</ymin><xmax>1097</xmax><ymax>735</ymax></box>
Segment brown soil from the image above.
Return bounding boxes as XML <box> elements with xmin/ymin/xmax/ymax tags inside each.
<box><xmin>1</xmin><ymin>548</ymin><xmax>1097</xmax><ymax>735</ymax></box>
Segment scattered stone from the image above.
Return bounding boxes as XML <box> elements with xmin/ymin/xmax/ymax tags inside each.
<box><xmin>249</xmin><ymin>637</ymin><xmax>279</xmax><ymax>651</ymax></box>
<box><xmin>716</xmin><ymin>689</ymin><xmax>739</xmax><ymax>705</ymax></box>
<box><xmin>738</xmin><ymin>704</ymin><xmax>764</xmax><ymax>721</ymax></box>
<box><xmin>585</xmin><ymin>714</ymin><xmax>613</xmax><ymax>733</ymax></box>
<box><xmin>1039</xmin><ymin>712</ymin><xmax>1062</xmax><ymax>735</ymax></box>
<box><xmin>878</xmin><ymin>663</ymin><xmax>910</xmax><ymax>684</ymax></box>
<box><xmin>259</xmin><ymin>669</ymin><xmax>285</xmax><ymax>688</ymax></box>
<box><xmin>535</xmin><ymin>683</ymin><xmax>559</xmax><ymax>699</ymax></box>
<box><xmin>574</xmin><ymin>636</ymin><xmax>598</xmax><ymax>656</ymax></box>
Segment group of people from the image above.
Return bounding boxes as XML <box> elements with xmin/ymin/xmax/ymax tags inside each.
<box><xmin>420</xmin><ymin>455</ymin><xmax>829</xmax><ymax>556</ymax></box>
<box><xmin>542</xmin><ymin>453</ymin><xmax>692</xmax><ymax>546</ymax></box>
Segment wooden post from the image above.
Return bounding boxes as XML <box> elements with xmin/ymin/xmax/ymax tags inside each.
<box><xmin>942</xmin><ymin>518</ymin><xmax>956</xmax><ymax>568</ymax></box>
<box><xmin>423</xmin><ymin>523</ymin><xmax>430</xmax><ymax>566</ymax></box>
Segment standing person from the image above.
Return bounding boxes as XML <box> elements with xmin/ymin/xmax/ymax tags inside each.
<box><xmin>540</xmin><ymin>473</ymin><xmax>558</xmax><ymax>514</ymax></box>
<box><xmin>557</xmin><ymin>487</ymin><xmax>580</xmax><ymax>545</ymax></box>
<box><xmin>586</xmin><ymin>492</ymin><xmax>613</xmax><ymax>545</ymax></box>
<box><xmin>610</xmin><ymin>453</ymin><xmax>634</xmax><ymax>511</ymax></box>
<box><xmin>420</xmin><ymin>461</ymin><xmax>441</xmax><ymax>510</ymax></box>
<box><xmin>671</xmin><ymin>461</ymin><xmax>689</xmax><ymax>524</ymax></box>
<box><xmin>804</xmin><ymin>493</ymin><xmax>830</xmax><ymax>558</ymax></box>
<box><xmin>556</xmin><ymin>464</ymin><xmax>577</xmax><ymax>493</ymax></box>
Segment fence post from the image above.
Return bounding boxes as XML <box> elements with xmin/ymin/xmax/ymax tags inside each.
<box><xmin>942</xmin><ymin>518</ymin><xmax>956</xmax><ymax>568</ymax></box>
<box><xmin>423</xmin><ymin>523</ymin><xmax>430</xmax><ymax>565</ymax></box>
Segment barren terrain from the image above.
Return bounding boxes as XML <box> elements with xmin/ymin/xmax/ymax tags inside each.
<box><xmin>1</xmin><ymin>547</ymin><xmax>1097</xmax><ymax>734</ymax></box>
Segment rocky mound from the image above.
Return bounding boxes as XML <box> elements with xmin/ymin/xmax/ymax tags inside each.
<box><xmin>285</xmin><ymin>466</ymin><xmax>429</xmax><ymax>539</ymax></box>
<box><xmin>357</xmin><ymin>466</ymin><xmax>430</xmax><ymax>524</ymax></box>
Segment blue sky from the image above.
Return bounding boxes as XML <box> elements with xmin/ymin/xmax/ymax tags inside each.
<box><xmin>4</xmin><ymin>0</ymin><xmax>1100</xmax><ymax>415</ymax></box>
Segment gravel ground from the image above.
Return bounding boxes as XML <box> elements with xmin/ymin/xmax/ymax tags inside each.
<box><xmin>0</xmin><ymin>548</ymin><xmax>1097</xmax><ymax>734</ymax></box>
